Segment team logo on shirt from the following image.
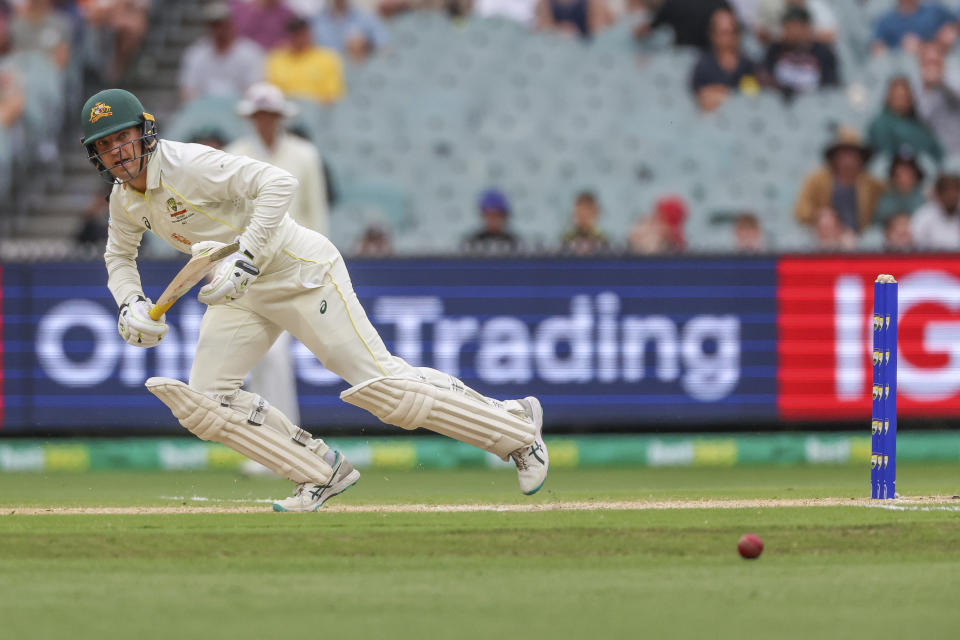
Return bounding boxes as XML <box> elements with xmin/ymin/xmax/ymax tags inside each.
<box><xmin>89</xmin><ymin>102</ymin><xmax>112</xmax><ymax>123</ymax></box>
<box><xmin>170</xmin><ymin>233</ymin><xmax>192</xmax><ymax>246</ymax></box>
<box><xmin>166</xmin><ymin>197</ymin><xmax>192</xmax><ymax>222</ymax></box>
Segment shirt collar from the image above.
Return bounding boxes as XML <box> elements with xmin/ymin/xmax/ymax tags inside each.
<box><xmin>145</xmin><ymin>139</ymin><xmax>163</xmax><ymax>190</ymax></box>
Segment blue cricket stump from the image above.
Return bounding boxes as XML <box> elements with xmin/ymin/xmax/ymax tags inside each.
<box><xmin>871</xmin><ymin>275</ymin><xmax>898</xmax><ymax>499</ymax></box>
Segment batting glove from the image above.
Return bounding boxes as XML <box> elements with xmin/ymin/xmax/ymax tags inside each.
<box><xmin>117</xmin><ymin>294</ymin><xmax>168</xmax><ymax>348</ymax></box>
<box><xmin>197</xmin><ymin>242</ymin><xmax>259</xmax><ymax>306</ymax></box>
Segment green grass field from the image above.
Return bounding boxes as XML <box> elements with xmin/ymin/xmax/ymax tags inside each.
<box><xmin>1</xmin><ymin>464</ymin><xmax>959</xmax><ymax>639</ymax></box>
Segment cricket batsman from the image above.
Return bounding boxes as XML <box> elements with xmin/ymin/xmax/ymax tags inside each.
<box><xmin>81</xmin><ymin>88</ymin><xmax>548</xmax><ymax>511</ymax></box>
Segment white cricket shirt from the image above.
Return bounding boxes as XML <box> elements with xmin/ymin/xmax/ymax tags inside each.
<box><xmin>104</xmin><ymin>139</ymin><xmax>300</xmax><ymax>306</ymax></box>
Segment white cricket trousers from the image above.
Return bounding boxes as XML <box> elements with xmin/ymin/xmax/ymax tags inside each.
<box><xmin>189</xmin><ymin>228</ymin><xmax>428</xmax><ymax>400</ymax></box>
<box><xmin>245</xmin><ymin>332</ymin><xmax>300</xmax><ymax>424</ymax></box>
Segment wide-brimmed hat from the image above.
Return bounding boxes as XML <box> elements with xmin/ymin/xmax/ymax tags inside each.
<box><xmin>236</xmin><ymin>82</ymin><xmax>299</xmax><ymax>118</ymax></box>
<box><xmin>824</xmin><ymin>126</ymin><xmax>872</xmax><ymax>162</ymax></box>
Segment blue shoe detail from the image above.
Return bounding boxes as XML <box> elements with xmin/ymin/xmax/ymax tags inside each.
<box><xmin>523</xmin><ymin>477</ymin><xmax>547</xmax><ymax>496</ymax></box>
<box><xmin>273</xmin><ymin>503</ymin><xmax>288</xmax><ymax>512</ymax></box>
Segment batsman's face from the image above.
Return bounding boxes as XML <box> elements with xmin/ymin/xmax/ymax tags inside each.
<box><xmin>94</xmin><ymin>126</ymin><xmax>144</xmax><ymax>180</ymax></box>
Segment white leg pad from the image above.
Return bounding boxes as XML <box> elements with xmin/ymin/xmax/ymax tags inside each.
<box><xmin>340</xmin><ymin>375</ymin><xmax>536</xmax><ymax>458</ymax></box>
<box><xmin>146</xmin><ymin>377</ymin><xmax>333</xmax><ymax>484</ymax></box>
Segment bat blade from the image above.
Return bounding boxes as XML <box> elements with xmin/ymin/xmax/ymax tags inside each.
<box><xmin>148</xmin><ymin>241</ymin><xmax>240</xmax><ymax>320</ymax></box>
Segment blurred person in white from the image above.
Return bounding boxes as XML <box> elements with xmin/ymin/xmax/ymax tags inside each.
<box><xmin>733</xmin><ymin>212</ymin><xmax>766</xmax><ymax>252</ymax></box>
<box><xmin>225</xmin><ymin>82</ymin><xmax>330</xmax><ymax>424</ymax></box>
<box><xmin>883</xmin><ymin>212</ymin><xmax>914</xmax><ymax>251</ymax></box>
<box><xmin>763</xmin><ymin>6</ymin><xmax>837</xmax><ymax>98</ymax></box>
<box><xmin>751</xmin><ymin>0</ymin><xmax>835</xmax><ymax>44</ymax></box>
<box><xmin>814</xmin><ymin>206</ymin><xmax>857</xmax><ymax>251</ymax></box>
<box><xmin>179</xmin><ymin>1</ymin><xmax>264</xmax><ymax>102</ymax></box>
<box><xmin>872</xmin><ymin>0</ymin><xmax>957</xmax><ymax>57</ymax></box>
<box><xmin>311</xmin><ymin>0</ymin><xmax>387</xmax><ymax>57</ymax></box>
<box><xmin>535</xmin><ymin>0</ymin><xmax>612</xmax><ymax>39</ymax></box>
<box><xmin>915</xmin><ymin>41</ymin><xmax>960</xmax><ymax>155</ymax></box>
<box><xmin>911</xmin><ymin>173</ymin><xmax>960</xmax><ymax>249</ymax></box>
<box><xmin>8</xmin><ymin>0</ymin><xmax>70</xmax><ymax>68</ymax></box>
<box><xmin>691</xmin><ymin>7</ymin><xmax>762</xmax><ymax>113</ymax></box>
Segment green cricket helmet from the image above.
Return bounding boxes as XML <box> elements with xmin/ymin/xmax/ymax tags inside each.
<box><xmin>80</xmin><ymin>88</ymin><xmax>159</xmax><ymax>184</ymax></box>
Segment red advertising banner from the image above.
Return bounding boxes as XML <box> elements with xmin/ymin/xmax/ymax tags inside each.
<box><xmin>779</xmin><ymin>256</ymin><xmax>960</xmax><ymax>420</ymax></box>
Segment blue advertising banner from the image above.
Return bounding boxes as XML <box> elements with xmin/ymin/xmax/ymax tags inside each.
<box><xmin>0</xmin><ymin>258</ymin><xmax>779</xmax><ymax>433</ymax></box>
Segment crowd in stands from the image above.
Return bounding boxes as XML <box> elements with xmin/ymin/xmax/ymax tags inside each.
<box><xmin>0</xmin><ymin>0</ymin><xmax>152</xmax><ymax>234</ymax></box>
<box><xmin>10</xmin><ymin>1</ymin><xmax>960</xmax><ymax>259</ymax></box>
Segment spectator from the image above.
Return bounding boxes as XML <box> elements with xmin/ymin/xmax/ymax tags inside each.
<box><xmin>637</xmin><ymin>0</ymin><xmax>731</xmax><ymax>51</ymax></box>
<box><xmin>311</xmin><ymin>0</ymin><xmax>388</xmax><ymax>57</ymax></box>
<box><xmin>814</xmin><ymin>206</ymin><xmax>857</xmax><ymax>251</ymax></box>
<box><xmin>230</xmin><ymin>0</ymin><xmax>297</xmax><ymax>50</ymax></box>
<box><xmin>915</xmin><ymin>42</ymin><xmax>960</xmax><ymax>155</ymax></box>
<box><xmin>355</xmin><ymin>224</ymin><xmax>393</xmax><ymax>256</ymax></box>
<box><xmin>794</xmin><ymin>128</ymin><xmax>885</xmax><ymax>233</ymax></box>
<box><xmin>9</xmin><ymin>0</ymin><xmax>71</xmax><ymax>68</ymax></box>
<box><xmin>378</xmin><ymin>0</ymin><xmax>472</xmax><ymax>18</ymax></box>
<box><xmin>867</xmin><ymin>76</ymin><xmax>943</xmax><ymax>164</ymax></box>
<box><xmin>561</xmin><ymin>191</ymin><xmax>609</xmax><ymax>255</ymax></box>
<box><xmin>884</xmin><ymin>212</ymin><xmax>914</xmax><ymax>251</ymax></box>
<box><xmin>225</xmin><ymin>82</ymin><xmax>332</xmax><ymax>427</ymax></box>
<box><xmin>911</xmin><ymin>173</ymin><xmax>960</xmax><ymax>249</ymax></box>
<box><xmin>266</xmin><ymin>17</ymin><xmax>344</xmax><ymax>103</ymax></box>
<box><xmin>462</xmin><ymin>189</ymin><xmax>521</xmax><ymax>255</ymax></box>
<box><xmin>733</xmin><ymin>211</ymin><xmax>766</xmax><ymax>252</ymax></box>
<box><xmin>752</xmin><ymin>0</ymin><xmax>836</xmax><ymax>44</ymax></box>
<box><xmin>627</xmin><ymin>196</ymin><xmax>687</xmax><ymax>254</ymax></box>
<box><xmin>763</xmin><ymin>7</ymin><xmax>838</xmax><ymax>98</ymax></box>
<box><xmin>534</xmin><ymin>0</ymin><xmax>612</xmax><ymax>39</ymax></box>
<box><xmin>691</xmin><ymin>7</ymin><xmax>762</xmax><ymax>113</ymax></box>
<box><xmin>226</xmin><ymin>82</ymin><xmax>331</xmax><ymax>235</ymax></box>
<box><xmin>872</xmin><ymin>0</ymin><xmax>956</xmax><ymax>56</ymax></box>
<box><xmin>179</xmin><ymin>2</ymin><xmax>264</xmax><ymax>102</ymax></box>
<box><xmin>472</xmin><ymin>0</ymin><xmax>538</xmax><ymax>25</ymax></box>
<box><xmin>75</xmin><ymin>186</ymin><xmax>110</xmax><ymax>253</ymax></box>
<box><xmin>874</xmin><ymin>151</ymin><xmax>927</xmax><ymax>225</ymax></box>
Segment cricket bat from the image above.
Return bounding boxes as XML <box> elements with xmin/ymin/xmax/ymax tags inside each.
<box><xmin>148</xmin><ymin>241</ymin><xmax>240</xmax><ymax>320</ymax></box>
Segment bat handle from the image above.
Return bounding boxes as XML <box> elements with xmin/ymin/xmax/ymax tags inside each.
<box><xmin>149</xmin><ymin>301</ymin><xmax>173</xmax><ymax>321</ymax></box>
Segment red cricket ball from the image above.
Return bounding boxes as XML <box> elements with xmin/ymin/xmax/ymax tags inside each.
<box><xmin>738</xmin><ymin>533</ymin><xmax>764</xmax><ymax>559</ymax></box>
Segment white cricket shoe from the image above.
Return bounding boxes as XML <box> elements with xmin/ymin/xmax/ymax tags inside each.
<box><xmin>272</xmin><ymin>452</ymin><xmax>361</xmax><ymax>512</ymax></box>
<box><xmin>510</xmin><ymin>396</ymin><xmax>548</xmax><ymax>495</ymax></box>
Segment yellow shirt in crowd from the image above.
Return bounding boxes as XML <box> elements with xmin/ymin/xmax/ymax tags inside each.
<box><xmin>266</xmin><ymin>47</ymin><xmax>345</xmax><ymax>103</ymax></box>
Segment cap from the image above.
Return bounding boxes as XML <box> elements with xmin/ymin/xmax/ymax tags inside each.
<box><xmin>236</xmin><ymin>82</ymin><xmax>299</xmax><ymax>118</ymax></box>
<box><xmin>478</xmin><ymin>189</ymin><xmax>510</xmax><ymax>214</ymax></box>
